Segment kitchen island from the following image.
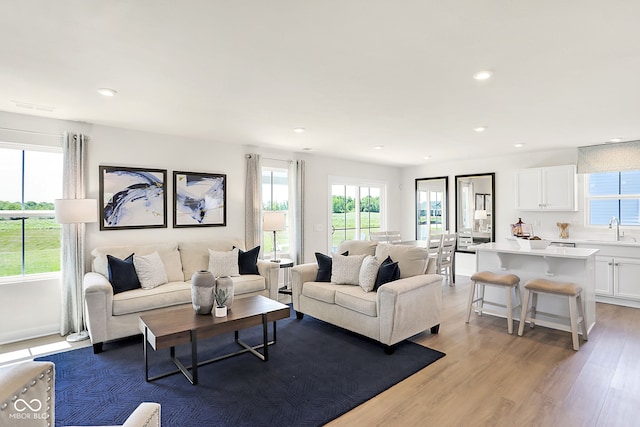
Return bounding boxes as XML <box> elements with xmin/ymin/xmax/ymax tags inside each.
<box><xmin>472</xmin><ymin>242</ymin><xmax>599</xmax><ymax>333</ymax></box>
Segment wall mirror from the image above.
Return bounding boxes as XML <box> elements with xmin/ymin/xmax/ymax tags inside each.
<box><xmin>415</xmin><ymin>176</ymin><xmax>449</xmax><ymax>240</ymax></box>
<box><xmin>455</xmin><ymin>173</ymin><xmax>495</xmax><ymax>252</ymax></box>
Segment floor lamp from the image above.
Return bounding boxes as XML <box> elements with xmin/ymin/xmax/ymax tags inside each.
<box><xmin>263</xmin><ymin>211</ymin><xmax>286</xmax><ymax>263</ymax></box>
<box><xmin>55</xmin><ymin>198</ymin><xmax>98</xmax><ymax>342</ymax></box>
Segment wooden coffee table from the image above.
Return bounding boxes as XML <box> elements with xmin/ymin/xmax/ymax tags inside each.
<box><xmin>139</xmin><ymin>295</ymin><xmax>290</xmax><ymax>385</ymax></box>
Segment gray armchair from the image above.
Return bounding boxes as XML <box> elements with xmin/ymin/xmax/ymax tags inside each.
<box><xmin>0</xmin><ymin>361</ymin><xmax>54</xmax><ymax>427</ymax></box>
<box><xmin>1</xmin><ymin>361</ymin><xmax>160</xmax><ymax>427</ymax></box>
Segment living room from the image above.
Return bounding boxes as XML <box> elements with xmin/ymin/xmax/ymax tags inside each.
<box><xmin>2</xmin><ymin>2</ymin><xmax>640</xmax><ymax>426</ymax></box>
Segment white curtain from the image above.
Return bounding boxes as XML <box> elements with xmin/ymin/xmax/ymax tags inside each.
<box><xmin>245</xmin><ymin>154</ymin><xmax>262</xmax><ymax>250</ymax></box>
<box><xmin>292</xmin><ymin>160</ymin><xmax>305</xmax><ymax>264</ymax></box>
<box><xmin>60</xmin><ymin>132</ymin><xmax>88</xmax><ymax>336</ymax></box>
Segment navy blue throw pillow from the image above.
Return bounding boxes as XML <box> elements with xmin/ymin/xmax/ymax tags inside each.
<box><xmin>374</xmin><ymin>255</ymin><xmax>400</xmax><ymax>290</ymax></box>
<box><xmin>314</xmin><ymin>251</ymin><xmax>349</xmax><ymax>282</ymax></box>
<box><xmin>237</xmin><ymin>246</ymin><xmax>260</xmax><ymax>275</ymax></box>
<box><xmin>107</xmin><ymin>253</ymin><xmax>141</xmax><ymax>294</ymax></box>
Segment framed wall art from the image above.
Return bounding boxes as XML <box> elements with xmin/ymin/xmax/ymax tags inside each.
<box><xmin>99</xmin><ymin>166</ymin><xmax>167</xmax><ymax>230</ymax></box>
<box><xmin>173</xmin><ymin>171</ymin><xmax>227</xmax><ymax>227</ymax></box>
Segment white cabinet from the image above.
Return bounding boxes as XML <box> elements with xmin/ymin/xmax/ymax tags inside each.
<box><xmin>594</xmin><ymin>255</ymin><xmax>640</xmax><ymax>302</ymax></box>
<box><xmin>595</xmin><ymin>255</ymin><xmax>614</xmax><ymax>296</ymax></box>
<box><xmin>515</xmin><ymin>165</ymin><xmax>577</xmax><ymax>211</ymax></box>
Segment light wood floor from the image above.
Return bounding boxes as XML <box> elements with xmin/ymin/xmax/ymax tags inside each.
<box><xmin>3</xmin><ymin>279</ymin><xmax>639</xmax><ymax>426</ymax></box>
<box><xmin>328</xmin><ymin>277</ymin><xmax>640</xmax><ymax>427</ymax></box>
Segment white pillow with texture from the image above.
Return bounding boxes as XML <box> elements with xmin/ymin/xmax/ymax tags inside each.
<box><xmin>208</xmin><ymin>248</ymin><xmax>240</xmax><ymax>277</ymax></box>
<box><xmin>331</xmin><ymin>253</ymin><xmax>366</xmax><ymax>285</ymax></box>
<box><xmin>359</xmin><ymin>255</ymin><xmax>380</xmax><ymax>292</ymax></box>
<box><xmin>133</xmin><ymin>251</ymin><xmax>168</xmax><ymax>289</ymax></box>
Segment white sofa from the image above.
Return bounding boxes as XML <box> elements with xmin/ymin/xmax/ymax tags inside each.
<box><xmin>291</xmin><ymin>240</ymin><xmax>442</xmax><ymax>353</ymax></box>
<box><xmin>83</xmin><ymin>239</ymin><xmax>280</xmax><ymax>353</ymax></box>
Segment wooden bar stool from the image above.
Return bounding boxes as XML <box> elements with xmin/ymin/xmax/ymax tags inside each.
<box><xmin>517</xmin><ymin>278</ymin><xmax>588</xmax><ymax>351</ymax></box>
<box><xmin>466</xmin><ymin>271</ymin><xmax>522</xmax><ymax>334</ymax></box>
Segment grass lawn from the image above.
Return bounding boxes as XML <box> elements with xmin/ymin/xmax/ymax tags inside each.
<box><xmin>0</xmin><ymin>218</ymin><xmax>61</xmax><ymax>276</ymax></box>
<box><xmin>332</xmin><ymin>212</ymin><xmax>380</xmax><ymax>249</ymax></box>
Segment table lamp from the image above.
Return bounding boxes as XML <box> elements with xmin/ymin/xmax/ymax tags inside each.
<box><xmin>263</xmin><ymin>211</ymin><xmax>286</xmax><ymax>263</ymax></box>
<box><xmin>474</xmin><ymin>209</ymin><xmax>487</xmax><ymax>232</ymax></box>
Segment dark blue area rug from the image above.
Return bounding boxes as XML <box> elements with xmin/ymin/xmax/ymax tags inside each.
<box><xmin>37</xmin><ymin>310</ymin><xmax>445</xmax><ymax>427</ymax></box>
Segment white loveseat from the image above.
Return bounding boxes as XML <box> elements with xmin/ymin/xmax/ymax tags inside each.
<box><xmin>291</xmin><ymin>240</ymin><xmax>442</xmax><ymax>353</ymax></box>
<box><xmin>83</xmin><ymin>239</ymin><xmax>280</xmax><ymax>353</ymax></box>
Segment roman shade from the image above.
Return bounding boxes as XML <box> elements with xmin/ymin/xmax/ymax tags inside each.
<box><xmin>577</xmin><ymin>140</ymin><xmax>640</xmax><ymax>173</ymax></box>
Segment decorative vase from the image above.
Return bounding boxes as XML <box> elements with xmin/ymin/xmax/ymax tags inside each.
<box><xmin>216</xmin><ymin>276</ymin><xmax>234</xmax><ymax>309</ymax></box>
<box><xmin>557</xmin><ymin>222</ymin><xmax>570</xmax><ymax>239</ymax></box>
<box><xmin>214</xmin><ymin>306</ymin><xmax>228</xmax><ymax>317</ymax></box>
<box><xmin>191</xmin><ymin>270</ymin><xmax>215</xmax><ymax>315</ymax></box>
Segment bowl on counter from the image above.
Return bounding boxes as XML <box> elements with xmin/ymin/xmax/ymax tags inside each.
<box><xmin>516</xmin><ymin>238</ymin><xmax>551</xmax><ymax>250</ymax></box>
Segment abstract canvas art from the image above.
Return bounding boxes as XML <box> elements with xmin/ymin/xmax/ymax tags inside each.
<box><xmin>99</xmin><ymin>166</ymin><xmax>167</xmax><ymax>230</ymax></box>
<box><xmin>173</xmin><ymin>171</ymin><xmax>226</xmax><ymax>227</ymax></box>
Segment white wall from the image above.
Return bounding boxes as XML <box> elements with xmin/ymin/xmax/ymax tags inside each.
<box><xmin>295</xmin><ymin>153</ymin><xmax>401</xmax><ymax>263</ymax></box>
<box><xmin>401</xmin><ymin>148</ymin><xmax>581</xmax><ymax>243</ymax></box>
<box><xmin>0</xmin><ymin>111</ymin><xmax>90</xmax><ymax>344</ymax></box>
<box><xmin>401</xmin><ymin>148</ymin><xmax>640</xmax><ymax>276</ymax></box>
<box><xmin>0</xmin><ymin>111</ymin><xmax>402</xmax><ymax>343</ymax></box>
<box><xmin>7</xmin><ymin>107</ymin><xmax>629</xmax><ymax>343</ymax></box>
<box><xmin>85</xmin><ymin>125</ymin><xmax>247</xmax><ymax>250</ymax></box>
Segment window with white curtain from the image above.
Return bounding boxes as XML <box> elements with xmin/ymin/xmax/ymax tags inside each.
<box><xmin>261</xmin><ymin>160</ymin><xmax>291</xmax><ymax>259</ymax></box>
<box><xmin>587</xmin><ymin>170</ymin><xmax>640</xmax><ymax>226</ymax></box>
<box><xmin>0</xmin><ymin>144</ymin><xmax>63</xmax><ymax>278</ymax></box>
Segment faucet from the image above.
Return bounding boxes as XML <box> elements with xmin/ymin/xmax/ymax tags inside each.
<box><xmin>608</xmin><ymin>216</ymin><xmax>621</xmax><ymax>241</ymax></box>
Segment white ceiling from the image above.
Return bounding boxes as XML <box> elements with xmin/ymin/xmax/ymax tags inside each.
<box><xmin>1</xmin><ymin>1</ymin><xmax>639</xmax><ymax>166</ymax></box>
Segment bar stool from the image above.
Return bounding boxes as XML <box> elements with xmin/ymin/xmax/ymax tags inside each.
<box><xmin>517</xmin><ymin>278</ymin><xmax>588</xmax><ymax>351</ymax></box>
<box><xmin>466</xmin><ymin>271</ymin><xmax>522</xmax><ymax>334</ymax></box>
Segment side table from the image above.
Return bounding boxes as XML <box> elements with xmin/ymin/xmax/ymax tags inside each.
<box><xmin>275</xmin><ymin>258</ymin><xmax>294</xmax><ymax>295</ymax></box>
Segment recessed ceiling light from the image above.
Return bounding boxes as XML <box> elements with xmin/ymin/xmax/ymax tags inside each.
<box><xmin>374</xmin><ymin>145</ymin><xmax>384</xmax><ymax>150</ymax></box>
<box><xmin>423</xmin><ymin>156</ymin><xmax>432</xmax><ymax>160</ymax></box>
<box><xmin>607</xmin><ymin>138</ymin><xmax>622</xmax><ymax>143</ymax></box>
<box><xmin>97</xmin><ymin>88</ymin><xmax>117</xmax><ymax>97</ymax></box>
<box><xmin>474</xmin><ymin>126</ymin><xmax>487</xmax><ymax>132</ymax></box>
<box><xmin>473</xmin><ymin>70</ymin><xmax>493</xmax><ymax>81</ymax></box>
<box><xmin>514</xmin><ymin>143</ymin><xmax>525</xmax><ymax>148</ymax></box>
<box><xmin>293</xmin><ymin>127</ymin><xmax>305</xmax><ymax>133</ymax></box>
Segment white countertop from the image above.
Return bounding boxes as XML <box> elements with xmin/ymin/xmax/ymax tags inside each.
<box><xmin>549</xmin><ymin>238</ymin><xmax>640</xmax><ymax>248</ymax></box>
<box><xmin>473</xmin><ymin>242</ymin><xmax>599</xmax><ymax>259</ymax></box>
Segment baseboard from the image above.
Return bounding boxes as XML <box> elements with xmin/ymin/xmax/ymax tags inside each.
<box><xmin>0</xmin><ymin>323</ymin><xmax>60</xmax><ymax>346</ymax></box>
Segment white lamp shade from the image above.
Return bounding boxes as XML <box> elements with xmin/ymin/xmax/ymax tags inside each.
<box><xmin>474</xmin><ymin>210</ymin><xmax>488</xmax><ymax>220</ymax></box>
<box><xmin>55</xmin><ymin>199</ymin><xmax>98</xmax><ymax>224</ymax></box>
<box><xmin>263</xmin><ymin>211</ymin><xmax>286</xmax><ymax>231</ymax></box>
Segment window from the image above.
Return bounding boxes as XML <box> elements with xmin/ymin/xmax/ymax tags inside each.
<box><xmin>0</xmin><ymin>145</ymin><xmax>62</xmax><ymax>278</ymax></box>
<box><xmin>331</xmin><ymin>182</ymin><xmax>384</xmax><ymax>251</ymax></box>
<box><xmin>262</xmin><ymin>162</ymin><xmax>290</xmax><ymax>259</ymax></box>
<box><xmin>417</xmin><ymin>189</ymin><xmax>444</xmax><ymax>239</ymax></box>
<box><xmin>587</xmin><ymin>171</ymin><xmax>640</xmax><ymax>226</ymax></box>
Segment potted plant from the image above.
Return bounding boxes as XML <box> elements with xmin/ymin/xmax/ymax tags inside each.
<box><xmin>214</xmin><ymin>288</ymin><xmax>228</xmax><ymax>317</ymax></box>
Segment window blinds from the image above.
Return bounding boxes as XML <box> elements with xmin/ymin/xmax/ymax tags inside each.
<box><xmin>577</xmin><ymin>140</ymin><xmax>640</xmax><ymax>173</ymax></box>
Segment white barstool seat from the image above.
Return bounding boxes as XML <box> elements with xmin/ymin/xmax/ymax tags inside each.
<box><xmin>466</xmin><ymin>271</ymin><xmax>522</xmax><ymax>334</ymax></box>
<box><xmin>518</xmin><ymin>278</ymin><xmax>588</xmax><ymax>351</ymax></box>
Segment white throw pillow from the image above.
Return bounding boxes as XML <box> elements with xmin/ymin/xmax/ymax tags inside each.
<box><xmin>133</xmin><ymin>251</ymin><xmax>168</xmax><ymax>289</ymax></box>
<box><xmin>359</xmin><ymin>255</ymin><xmax>380</xmax><ymax>292</ymax></box>
<box><xmin>208</xmin><ymin>248</ymin><xmax>240</xmax><ymax>277</ymax></box>
<box><xmin>331</xmin><ymin>253</ymin><xmax>366</xmax><ymax>285</ymax></box>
